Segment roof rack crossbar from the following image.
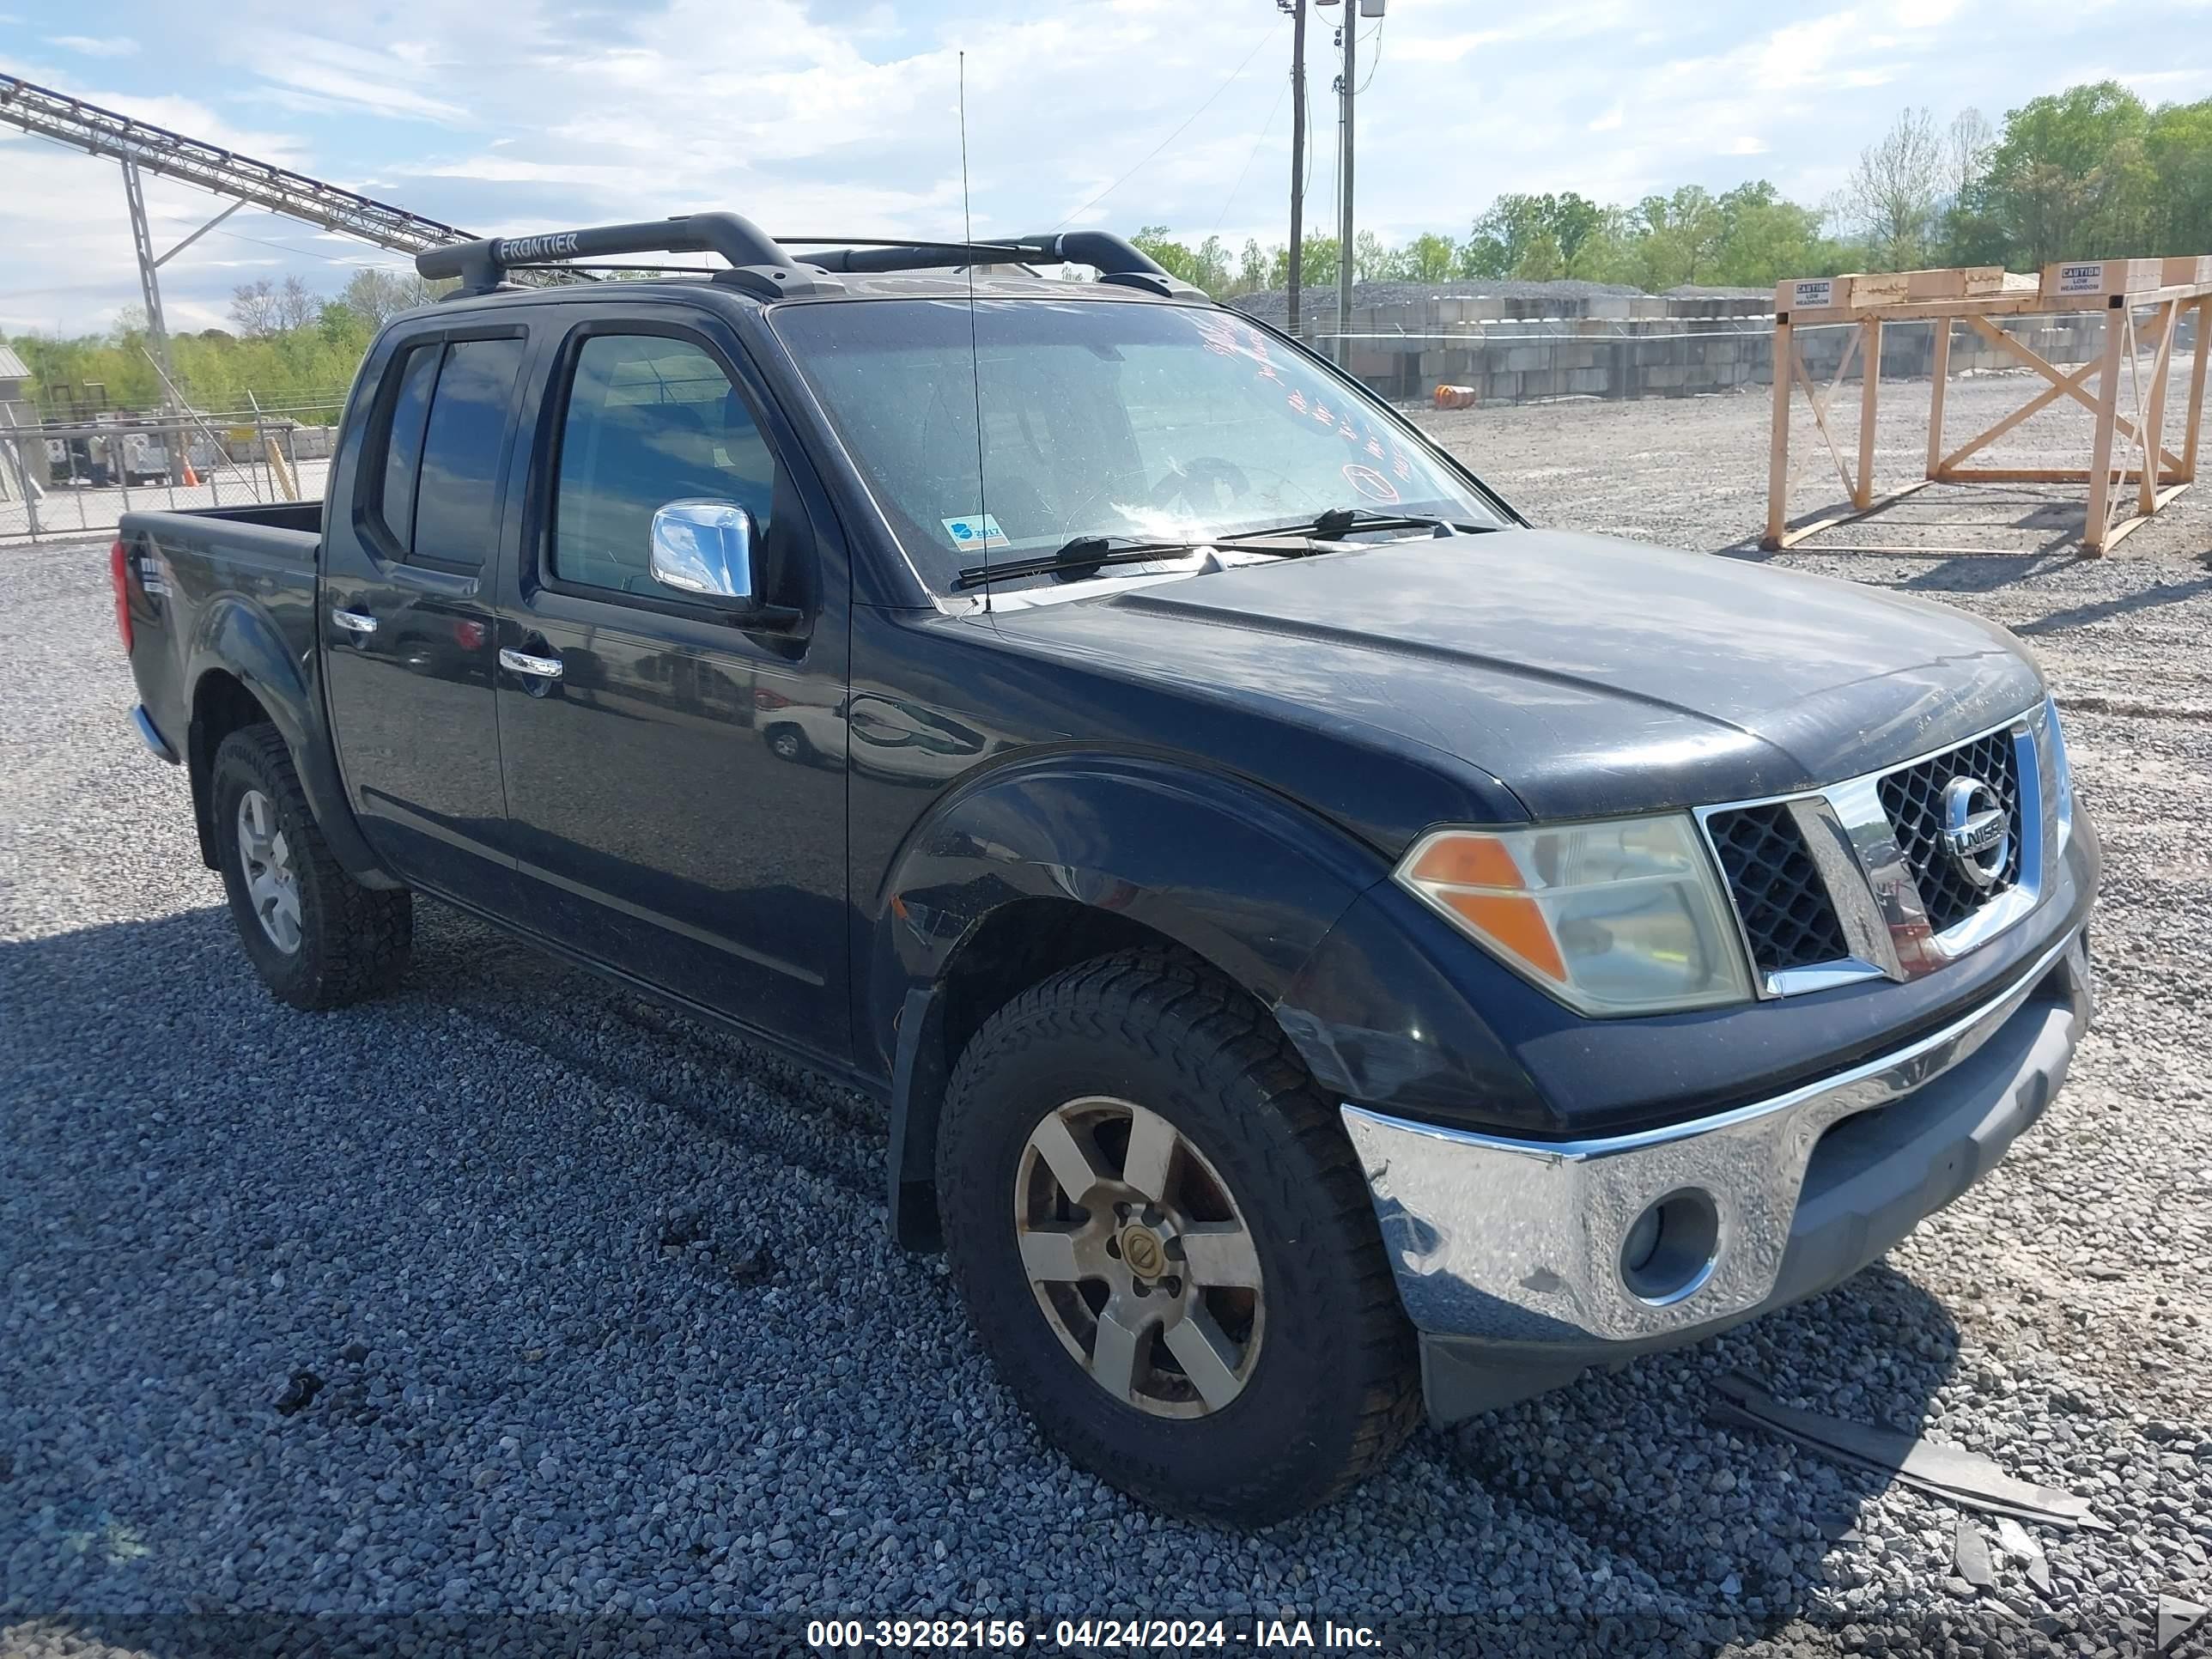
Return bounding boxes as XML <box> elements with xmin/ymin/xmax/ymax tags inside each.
<box><xmin>799</xmin><ymin>231</ymin><xmax>1203</xmax><ymax>297</ymax></box>
<box><xmin>414</xmin><ymin>219</ymin><xmax>1206</xmax><ymax>302</ymax></box>
<box><xmin>802</xmin><ymin>241</ymin><xmax>1034</xmax><ymax>273</ymax></box>
<box><xmin>416</xmin><ymin>212</ymin><xmax>841</xmax><ymax>301</ymax></box>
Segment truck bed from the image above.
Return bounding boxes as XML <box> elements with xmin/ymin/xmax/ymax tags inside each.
<box><xmin>133</xmin><ymin>497</ymin><xmax>325</xmax><ymax>538</ymax></box>
<box><xmin>117</xmin><ymin>498</ymin><xmax>325</xmax><ymax>791</ymax></box>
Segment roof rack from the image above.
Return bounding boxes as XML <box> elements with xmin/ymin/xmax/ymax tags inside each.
<box><xmin>415</xmin><ymin>216</ymin><xmax>1206</xmax><ymax>302</ymax></box>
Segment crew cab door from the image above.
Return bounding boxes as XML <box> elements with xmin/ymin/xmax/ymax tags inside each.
<box><xmin>491</xmin><ymin>313</ymin><xmax>852</xmax><ymax>1055</ymax></box>
<box><xmin>322</xmin><ymin>323</ymin><xmax>527</xmax><ymax>895</ymax></box>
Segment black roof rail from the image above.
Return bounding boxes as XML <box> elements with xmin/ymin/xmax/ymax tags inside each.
<box><xmin>416</xmin><ymin>212</ymin><xmax>844</xmax><ymax>301</ymax></box>
<box><xmin>415</xmin><ymin>217</ymin><xmax>1207</xmax><ymax>302</ymax></box>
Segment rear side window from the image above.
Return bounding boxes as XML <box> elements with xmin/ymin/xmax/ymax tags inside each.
<box><xmin>550</xmin><ymin>334</ymin><xmax>775</xmax><ymax>596</ymax></box>
<box><xmin>411</xmin><ymin>337</ymin><xmax>526</xmax><ymax>569</ymax></box>
<box><xmin>372</xmin><ymin>343</ymin><xmax>439</xmax><ymax>550</ymax></box>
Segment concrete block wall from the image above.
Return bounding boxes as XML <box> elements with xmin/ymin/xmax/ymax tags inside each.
<box><xmin>1269</xmin><ymin>290</ymin><xmax>2163</xmax><ymax>406</ymax></box>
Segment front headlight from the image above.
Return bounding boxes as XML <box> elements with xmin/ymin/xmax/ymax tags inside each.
<box><xmin>2045</xmin><ymin>696</ymin><xmax>2075</xmax><ymax>845</ymax></box>
<box><xmin>1395</xmin><ymin>815</ymin><xmax>1754</xmax><ymax>1016</ymax></box>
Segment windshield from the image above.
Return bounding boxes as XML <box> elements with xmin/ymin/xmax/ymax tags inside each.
<box><xmin>770</xmin><ymin>297</ymin><xmax>1504</xmax><ymax>592</ymax></box>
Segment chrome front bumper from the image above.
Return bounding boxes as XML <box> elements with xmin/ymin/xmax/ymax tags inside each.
<box><xmin>1341</xmin><ymin>927</ymin><xmax>2091</xmax><ymax>1363</ymax></box>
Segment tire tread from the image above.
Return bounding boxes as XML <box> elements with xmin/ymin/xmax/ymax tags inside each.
<box><xmin>940</xmin><ymin>945</ymin><xmax>1420</xmax><ymax>1522</ymax></box>
<box><xmin>216</xmin><ymin>725</ymin><xmax>411</xmax><ymax>1009</ymax></box>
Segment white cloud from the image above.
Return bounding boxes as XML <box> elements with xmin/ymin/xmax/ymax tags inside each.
<box><xmin>45</xmin><ymin>35</ymin><xmax>139</xmax><ymax>58</ymax></box>
<box><xmin>7</xmin><ymin>0</ymin><xmax>2212</xmax><ymax>337</ymax></box>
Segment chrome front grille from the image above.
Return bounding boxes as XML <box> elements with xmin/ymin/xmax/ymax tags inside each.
<box><xmin>1696</xmin><ymin>708</ymin><xmax>2051</xmax><ymax>998</ymax></box>
<box><xmin>1876</xmin><ymin>728</ymin><xmax>2023</xmax><ymax>932</ymax></box>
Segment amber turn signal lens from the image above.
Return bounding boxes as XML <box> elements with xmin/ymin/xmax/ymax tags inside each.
<box><xmin>1405</xmin><ymin>834</ymin><xmax>1522</xmax><ymax>890</ymax></box>
<box><xmin>1432</xmin><ymin>890</ymin><xmax>1568</xmax><ymax>981</ymax></box>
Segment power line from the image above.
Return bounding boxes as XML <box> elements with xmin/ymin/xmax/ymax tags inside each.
<box><xmin>1356</xmin><ymin>16</ymin><xmax>1384</xmax><ymax>94</ymax></box>
<box><xmin>1211</xmin><ymin>70</ymin><xmax>1291</xmax><ymax>237</ymax></box>
<box><xmin>1051</xmin><ymin>18</ymin><xmax>1283</xmax><ymax>232</ymax></box>
<box><xmin>212</xmin><ymin>225</ymin><xmax>412</xmax><ymax>271</ymax></box>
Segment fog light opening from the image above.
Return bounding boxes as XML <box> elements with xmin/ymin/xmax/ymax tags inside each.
<box><xmin>1620</xmin><ymin>1188</ymin><xmax>1721</xmax><ymax>1306</ymax></box>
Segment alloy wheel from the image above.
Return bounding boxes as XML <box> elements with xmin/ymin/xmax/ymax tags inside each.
<box><xmin>1013</xmin><ymin>1096</ymin><xmax>1265</xmax><ymax>1419</ymax></box>
<box><xmin>235</xmin><ymin>788</ymin><xmax>302</xmax><ymax>954</ymax></box>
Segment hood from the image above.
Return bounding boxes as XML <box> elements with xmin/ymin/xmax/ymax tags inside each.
<box><xmin>988</xmin><ymin>529</ymin><xmax>2045</xmax><ymax>822</ymax></box>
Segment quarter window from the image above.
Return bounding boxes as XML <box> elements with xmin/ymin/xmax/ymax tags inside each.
<box><xmin>551</xmin><ymin>334</ymin><xmax>775</xmax><ymax>596</ymax></box>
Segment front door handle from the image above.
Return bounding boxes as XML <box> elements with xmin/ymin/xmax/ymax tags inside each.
<box><xmin>499</xmin><ymin>647</ymin><xmax>563</xmax><ymax>679</ymax></box>
<box><xmin>331</xmin><ymin>609</ymin><xmax>377</xmax><ymax>635</ymax></box>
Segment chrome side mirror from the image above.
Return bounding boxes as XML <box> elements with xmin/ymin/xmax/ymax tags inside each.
<box><xmin>649</xmin><ymin>500</ymin><xmax>756</xmax><ymax>603</ymax></box>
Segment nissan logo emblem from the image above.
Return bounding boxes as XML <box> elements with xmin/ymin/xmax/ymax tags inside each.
<box><xmin>1941</xmin><ymin>777</ymin><xmax>2009</xmax><ymax>889</ymax></box>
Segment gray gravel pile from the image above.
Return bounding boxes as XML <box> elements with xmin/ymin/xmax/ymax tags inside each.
<box><xmin>3</xmin><ymin>371</ymin><xmax>2209</xmax><ymax>1656</ymax></box>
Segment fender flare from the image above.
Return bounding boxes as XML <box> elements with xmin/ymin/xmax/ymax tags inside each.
<box><xmin>186</xmin><ymin>595</ymin><xmax>396</xmax><ymax>887</ymax></box>
<box><xmin>867</xmin><ymin>750</ymin><xmax>1387</xmax><ymax>1244</ymax></box>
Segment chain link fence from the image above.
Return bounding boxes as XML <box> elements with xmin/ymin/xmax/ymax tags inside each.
<box><xmin>0</xmin><ymin>403</ymin><xmax>343</xmax><ymax>543</ymax></box>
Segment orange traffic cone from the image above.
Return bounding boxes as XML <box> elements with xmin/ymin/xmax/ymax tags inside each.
<box><xmin>181</xmin><ymin>458</ymin><xmax>200</xmax><ymax>487</ymax></box>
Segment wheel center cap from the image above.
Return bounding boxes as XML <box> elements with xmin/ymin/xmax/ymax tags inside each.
<box><xmin>1119</xmin><ymin>1224</ymin><xmax>1166</xmax><ymax>1280</ymax></box>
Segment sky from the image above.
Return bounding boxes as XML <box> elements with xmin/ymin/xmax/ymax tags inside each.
<box><xmin>3</xmin><ymin>0</ymin><xmax>2211</xmax><ymax>337</ymax></box>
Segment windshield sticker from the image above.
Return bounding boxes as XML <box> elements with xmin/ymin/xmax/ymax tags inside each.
<box><xmin>1342</xmin><ymin>463</ymin><xmax>1401</xmax><ymax>505</ymax></box>
<box><xmin>940</xmin><ymin>513</ymin><xmax>1010</xmax><ymax>550</ymax></box>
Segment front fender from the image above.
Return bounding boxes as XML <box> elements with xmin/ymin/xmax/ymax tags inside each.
<box><xmin>866</xmin><ymin>750</ymin><xmax>1386</xmax><ymax>1073</ymax></box>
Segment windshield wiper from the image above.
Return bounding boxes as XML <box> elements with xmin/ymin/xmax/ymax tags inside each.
<box><xmin>952</xmin><ymin>533</ymin><xmax>1315</xmax><ymax>592</ymax></box>
<box><xmin>1216</xmin><ymin>507</ymin><xmax>1494</xmax><ymax>542</ymax></box>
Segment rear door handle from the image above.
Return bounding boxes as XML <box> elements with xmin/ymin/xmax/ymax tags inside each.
<box><xmin>331</xmin><ymin>609</ymin><xmax>377</xmax><ymax>635</ymax></box>
<box><xmin>499</xmin><ymin>647</ymin><xmax>563</xmax><ymax>679</ymax></box>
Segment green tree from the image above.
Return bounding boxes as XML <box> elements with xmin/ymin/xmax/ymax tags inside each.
<box><xmin>1457</xmin><ymin>191</ymin><xmax>1607</xmax><ymax>279</ymax></box>
<box><xmin>1236</xmin><ymin>237</ymin><xmax>1269</xmax><ymax>293</ymax></box>
<box><xmin>1842</xmin><ymin>106</ymin><xmax>1945</xmax><ymax>269</ymax></box>
<box><xmin>1708</xmin><ymin>181</ymin><xmax>1833</xmax><ymax>287</ymax></box>
<box><xmin>1238</xmin><ymin>236</ymin><xmax>1273</xmax><ymax>296</ymax></box>
<box><xmin>1970</xmin><ymin>82</ymin><xmax>2156</xmax><ymax>265</ymax></box>
<box><xmin>1398</xmin><ymin>232</ymin><xmax>1457</xmax><ymax>282</ymax></box>
<box><xmin>1131</xmin><ymin>225</ymin><xmax>1200</xmax><ymax>286</ymax></box>
<box><xmin>1353</xmin><ymin>229</ymin><xmax>1398</xmax><ymax>282</ymax></box>
<box><xmin>1513</xmin><ymin>232</ymin><xmax>1564</xmax><ymax>281</ymax></box>
<box><xmin>338</xmin><ymin>267</ymin><xmax>438</xmax><ymax>328</ymax></box>
<box><xmin>1269</xmin><ymin>236</ymin><xmax>1340</xmax><ymax>289</ymax></box>
<box><xmin>2147</xmin><ymin>96</ymin><xmax>2212</xmax><ymax>255</ymax></box>
<box><xmin>1129</xmin><ymin>228</ymin><xmax>1235</xmax><ymax>296</ymax></box>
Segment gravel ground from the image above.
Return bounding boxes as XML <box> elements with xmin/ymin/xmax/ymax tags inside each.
<box><xmin>3</xmin><ymin>371</ymin><xmax>2209</xmax><ymax>1657</ymax></box>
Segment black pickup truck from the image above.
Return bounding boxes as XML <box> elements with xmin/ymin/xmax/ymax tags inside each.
<box><xmin>114</xmin><ymin>214</ymin><xmax>2098</xmax><ymax>1523</ymax></box>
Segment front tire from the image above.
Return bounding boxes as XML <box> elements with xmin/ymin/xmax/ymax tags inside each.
<box><xmin>937</xmin><ymin>948</ymin><xmax>1420</xmax><ymax>1523</ymax></box>
<box><xmin>211</xmin><ymin>725</ymin><xmax>412</xmax><ymax>1010</ymax></box>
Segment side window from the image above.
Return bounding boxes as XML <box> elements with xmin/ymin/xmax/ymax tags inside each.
<box><xmin>551</xmin><ymin>334</ymin><xmax>775</xmax><ymax>597</ymax></box>
<box><xmin>412</xmin><ymin>337</ymin><xmax>526</xmax><ymax>569</ymax></box>
<box><xmin>372</xmin><ymin>343</ymin><xmax>440</xmax><ymax>550</ymax></box>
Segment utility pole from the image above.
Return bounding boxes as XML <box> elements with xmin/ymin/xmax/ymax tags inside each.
<box><xmin>1335</xmin><ymin>7</ymin><xmax>1355</xmax><ymax>366</ymax></box>
<box><xmin>1284</xmin><ymin>0</ymin><xmax>1306</xmax><ymax>340</ymax></box>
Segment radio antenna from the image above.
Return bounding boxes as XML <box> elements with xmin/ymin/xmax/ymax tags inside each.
<box><xmin>959</xmin><ymin>49</ymin><xmax>994</xmax><ymax>607</ymax></box>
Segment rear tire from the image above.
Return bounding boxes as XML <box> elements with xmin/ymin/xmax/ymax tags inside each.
<box><xmin>937</xmin><ymin>947</ymin><xmax>1420</xmax><ymax>1523</ymax></box>
<box><xmin>210</xmin><ymin>725</ymin><xmax>412</xmax><ymax>1010</ymax></box>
